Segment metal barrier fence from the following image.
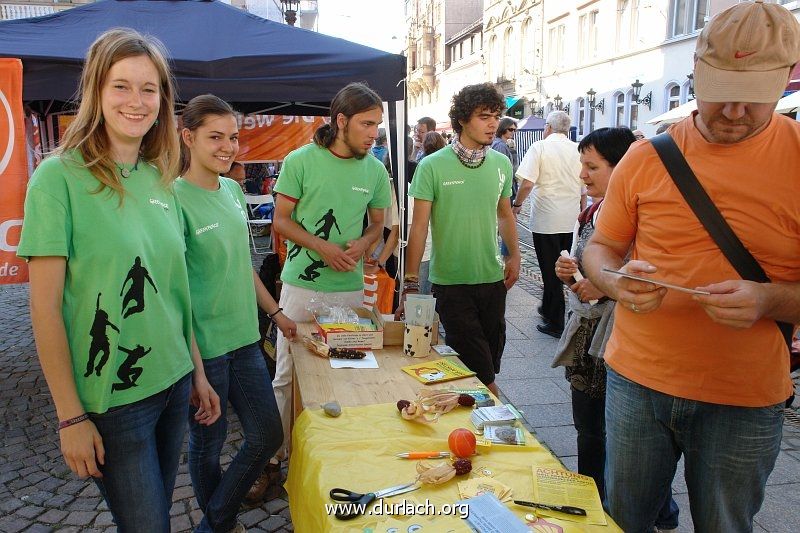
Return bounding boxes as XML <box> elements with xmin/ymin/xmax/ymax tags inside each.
<box><xmin>514</xmin><ymin>126</ymin><xmax>578</xmax><ymax>161</ymax></box>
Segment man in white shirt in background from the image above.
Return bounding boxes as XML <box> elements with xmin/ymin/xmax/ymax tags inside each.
<box><xmin>513</xmin><ymin>111</ymin><xmax>584</xmax><ymax>337</ymax></box>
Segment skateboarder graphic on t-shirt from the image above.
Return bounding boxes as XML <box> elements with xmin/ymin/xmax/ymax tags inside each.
<box><xmin>286</xmin><ymin>218</ymin><xmax>306</xmax><ymax>262</ymax></box>
<box><xmin>298</xmin><ymin>251</ymin><xmax>326</xmax><ymax>282</ymax></box>
<box><xmin>111</xmin><ymin>344</ymin><xmax>152</xmax><ymax>392</ymax></box>
<box><xmin>314</xmin><ymin>209</ymin><xmax>340</xmax><ymax>241</ymax></box>
<box><xmin>120</xmin><ymin>256</ymin><xmax>158</xmax><ymax>318</ymax></box>
<box><xmin>86</xmin><ymin>292</ymin><xmax>120</xmax><ymax>377</ymax></box>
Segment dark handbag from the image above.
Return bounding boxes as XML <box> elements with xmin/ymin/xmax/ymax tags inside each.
<box><xmin>650</xmin><ymin>133</ymin><xmax>794</xmax><ymax>351</ymax></box>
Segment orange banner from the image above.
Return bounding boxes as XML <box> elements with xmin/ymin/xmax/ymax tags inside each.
<box><xmin>0</xmin><ymin>58</ymin><xmax>29</xmax><ymax>284</ymax></box>
<box><xmin>236</xmin><ymin>114</ymin><xmax>328</xmax><ymax>161</ymax></box>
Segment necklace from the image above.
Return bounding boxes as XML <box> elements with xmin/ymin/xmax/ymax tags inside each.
<box><xmin>116</xmin><ymin>158</ymin><xmax>140</xmax><ymax>178</ymax></box>
<box><xmin>456</xmin><ymin>155</ymin><xmax>485</xmax><ymax>169</ymax></box>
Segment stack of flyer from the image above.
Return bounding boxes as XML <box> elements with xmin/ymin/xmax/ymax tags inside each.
<box><xmin>470</xmin><ymin>404</ymin><xmax>523</xmax><ymax>431</ymax></box>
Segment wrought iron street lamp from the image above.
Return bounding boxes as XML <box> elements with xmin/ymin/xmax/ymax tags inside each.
<box><xmin>280</xmin><ymin>0</ymin><xmax>299</xmax><ymax>26</ymax></box>
<box><xmin>553</xmin><ymin>94</ymin><xmax>562</xmax><ymax>110</ymax></box>
<box><xmin>587</xmin><ymin>88</ymin><xmax>604</xmax><ymax>114</ymax></box>
<box><xmin>529</xmin><ymin>98</ymin><xmax>543</xmax><ymax>117</ymax></box>
<box><xmin>631</xmin><ymin>79</ymin><xmax>652</xmax><ymax>110</ymax></box>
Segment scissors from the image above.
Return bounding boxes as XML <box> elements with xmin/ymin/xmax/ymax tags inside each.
<box><xmin>329</xmin><ymin>481</ymin><xmax>419</xmax><ymax>520</ymax></box>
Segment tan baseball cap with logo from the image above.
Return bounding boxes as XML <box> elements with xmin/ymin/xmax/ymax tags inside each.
<box><xmin>694</xmin><ymin>0</ymin><xmax>800</xmax><ymax>103</ymax></box>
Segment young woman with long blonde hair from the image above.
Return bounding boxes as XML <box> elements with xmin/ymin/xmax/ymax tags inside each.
<box><xmin>18</xmin><ymin>28</ymin><xmax>218</xmax><ymax>532</ymax></box>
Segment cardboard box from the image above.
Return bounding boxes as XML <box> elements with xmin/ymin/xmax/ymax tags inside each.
<box><xmin>381</xmin><ymin>313</ymin><xmax>440</xmax><ymax>346</ymax></box>
<box><xmin>314</xmin><ymin>306</ymin><xmax>384</xmax><ymax>350</ymax></box>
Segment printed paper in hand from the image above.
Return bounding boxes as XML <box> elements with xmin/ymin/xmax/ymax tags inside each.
<box><xmin>329</xmin><ymin>351</ymin><xmax>379</xmax><ymax>369</ymax></box>
<box><xmin>532</xmin><ymin>467</ymin><xmax>607</xmax><ymax>525</ymax></box>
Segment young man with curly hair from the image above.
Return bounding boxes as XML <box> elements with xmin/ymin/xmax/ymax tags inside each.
<box><xmin>401</xmin><ymin>83</ymin><xmax>520</xmax><ymax>396</ymax></box>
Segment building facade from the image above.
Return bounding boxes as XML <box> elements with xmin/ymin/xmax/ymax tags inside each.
<box><xmin>406</xmin><ymin>0</ymin><xmax>799</xmax><ymax>137</ymax></box>
<box><xmin>0</xmin><ymin>0</ymin><xmax>89</xmax><ymax>20</ymax></box>
<box><xmin>405</xmin><ymin>0</ymin><xmax>483</xmax><ymax>125</ymax></box>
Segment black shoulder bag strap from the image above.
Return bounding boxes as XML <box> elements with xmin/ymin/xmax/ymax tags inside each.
<box><xmin>650</xmin><ymin>133</ymin><xmax>793</xmax><ymax>350</ymax></box>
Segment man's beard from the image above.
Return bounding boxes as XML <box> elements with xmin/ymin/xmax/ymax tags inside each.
<box><xmin>343</xmin><ymin>124</ymin><xmax>368</xmax><ymax>159</ymax></box>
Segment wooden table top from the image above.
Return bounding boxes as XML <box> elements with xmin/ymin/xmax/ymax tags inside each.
<box><xmin>290</xmin><ymin>323</ymin><xmax>484</xmax><ymax>410</ymax></box>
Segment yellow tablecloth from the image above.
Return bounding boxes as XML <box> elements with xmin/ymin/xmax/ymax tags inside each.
<box><xmin>286</xmin><ymin>402</ymin><xmax>621</xmax><ymax>532</ymax></box>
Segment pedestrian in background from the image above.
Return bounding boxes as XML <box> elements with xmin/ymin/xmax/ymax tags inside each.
<box><xmin>18</xmin><ymin>28</ymin><xmax>217</xmax><ymax>532</ymax></box>
<box><xmin>422</xmin><ymin>130</ymin><xmax>445</xmax><ymax>156</ymax></box>
<box><xmin>413</xmin><ymin>116</ymin><xmax>437</xmax><ymax>161</ymax></box>
<box><xmin>176</xmin><ymin>94</ymin><xmax>296</xmax><ymax>532</ymax></box>
<box><xmin>493</xmin><ymin>117</ymin><xmax>518</xmax><ymax>259</ymax></box>
<box><xmin>583</xmin><ymin>2</ymin><xmax>800</xmax><ymax>529</ymax></box>
<box><xmin>514</xmin><ymin>111</ymin><xmax>584</xmax><ymax>338</ymax></box>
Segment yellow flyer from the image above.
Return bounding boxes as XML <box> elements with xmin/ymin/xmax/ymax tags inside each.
<box><xmin>401</xmin><ymin>357</ymin><xmax>476</xmax><ymax>384</ymax></box>
<box><xmin>531</xmin><ymin>467</ymin><xmax>607</xmax><ymax>526</ymax></box>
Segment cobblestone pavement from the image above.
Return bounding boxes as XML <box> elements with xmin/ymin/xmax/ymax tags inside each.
<box><xmin>2</xmin><ymin>230</ymin><xmax>799</xmax><ymax>532</ymax></box>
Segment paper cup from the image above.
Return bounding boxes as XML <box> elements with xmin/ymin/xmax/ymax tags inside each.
<box><xmin>403</xmin><ymin>324</ymin><xmax>433</xmax><ymax>358</ymax></box>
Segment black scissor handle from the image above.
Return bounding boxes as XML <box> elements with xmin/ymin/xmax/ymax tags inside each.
<box><xmin>329</xmin><ymin>489</ymin><xmax>377</xmax><ymax>520</ymax></box>
<box><xmin>329</xmin><ymin>487</ymin><xmax>361</xmax><ymax>502</ymax></box>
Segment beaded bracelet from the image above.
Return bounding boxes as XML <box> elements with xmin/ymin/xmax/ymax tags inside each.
<box><xmin>58</xmin><ymin>413</ymin><xmax>89</xmax><ymax>432</ymax></box>
<box><xmin>403</xmin><ymin>282</ymin><xmax>420</xmax><ymax>292</ymax></box>
<box><xmin>403</xmin><ymin>273</ymin><xmax>419</xmax><ymax>283</ymax></box>
<box><xmin>268</xmin><ymin>307</ymin><xmax>284</xmax><ymax>320</ymax></box>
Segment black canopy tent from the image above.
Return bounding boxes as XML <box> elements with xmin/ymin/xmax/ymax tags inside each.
<box><xmin>0</xmin><ymin>0</ymin><xmax>405</xmax><ymax>115</ymax></box>
<box><xmin>0</xmin><ymin>0</ymin><xmax>408</xmax><ymax>180</ymax></box>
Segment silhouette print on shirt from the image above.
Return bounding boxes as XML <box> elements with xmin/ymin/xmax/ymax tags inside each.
<box><xmin>111</xmin><ymin>344</ymin><xmax>152</xmax><ymax>393</ymax></box>
<box><xmin>85</xmin><ymin>293</ymin><xmax>120</xmax><ymax>377</ymax></box>
<box><xmin>120</xmin><ymin>256</ymin><xmax>158</xmax><ymax>318</ymax></box>
<box><xmin>298</xmin><ymin>251</ymin><xmax>327</xmax><ymax>282</ymax></box>
<box><xmin>287</xmin><ymin>218</ymin><xmax>306</xmax><ymax>262</ymax></box>
<box><xmin>314</xmin><ymin>209</ymin><xmax>340</xmax><ymax>241</ymax></box>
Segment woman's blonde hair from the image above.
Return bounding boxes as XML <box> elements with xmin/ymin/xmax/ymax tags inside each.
<box><xmin>57</xmin><ymin>28</ymin><xmax>180</xmax><ymax>198</ymax></box>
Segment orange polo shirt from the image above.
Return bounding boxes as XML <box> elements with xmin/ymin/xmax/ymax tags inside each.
<box><xmin>596</xmin><ymin>112</ymin><xmax>800</xmax><ymax>407</ymax></box>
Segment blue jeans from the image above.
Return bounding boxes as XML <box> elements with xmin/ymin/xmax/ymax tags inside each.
<box><xmin>188</xmin><ymin>343</ymin><xmax>283</xmax><ymax>533</ymax></box>
<box><xmin>605</xmin><ymin>367</ymin><xmax>783</xmax><ymax>533</ymax></box>
<box><xmin>90</xmin><ymin>373</ymin><xmax>191</xmax><ymax>533</ymax></box>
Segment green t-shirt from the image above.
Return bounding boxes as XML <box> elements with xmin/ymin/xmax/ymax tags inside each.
<box><xmin>174</xmin><ymin>177</ymin><xmax>259</xmax><ymax>359</ymax></box>
<box><xmin>17</xmin><ymin>151</ymin><xmax>194</xmax><ymax>414</ymax></box>
<box><xmin>274</xmin><ymin>143</ymin><xmax>392</xmax><ymax>292</ymax></box>
<box><xmin>409</xmin><ymin>146</ymin><xmax>513</xmax><ymax>285</ymax></box>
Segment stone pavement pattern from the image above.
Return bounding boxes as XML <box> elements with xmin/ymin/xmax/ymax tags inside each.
<box><xmin>2</xmin><ymin>233</ymin><xmax>799</xmax><ymax>531</ymax></box>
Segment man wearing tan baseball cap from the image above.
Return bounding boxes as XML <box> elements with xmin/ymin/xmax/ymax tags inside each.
<box><xmin>582</xmin><ymin>2</ymin><xmax>800</xmax><ymax>531</ymax></box>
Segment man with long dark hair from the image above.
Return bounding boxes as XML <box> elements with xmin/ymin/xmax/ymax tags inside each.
<box><xmin>401</xmin><ymin>83</ymin><xmax>520</xmax><ymax>396</ymax></box>
<box><xmin>247</xmin><ymin>83</ymin><xmax>392</xmax><ymax>501</ymax></box>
